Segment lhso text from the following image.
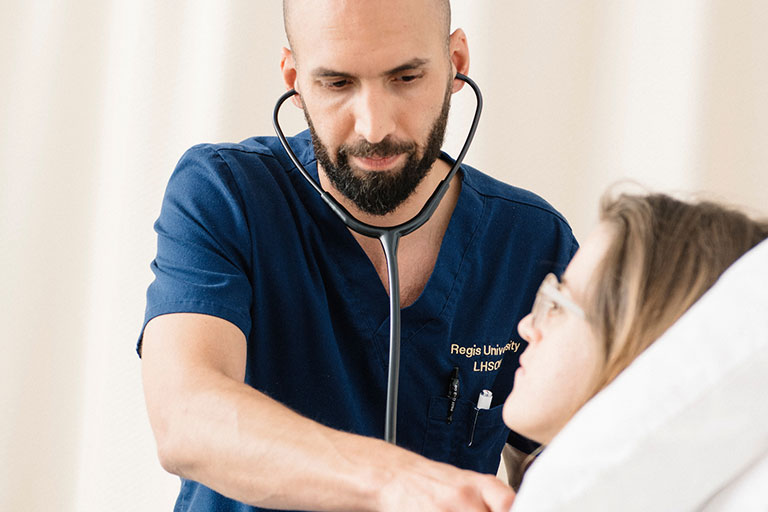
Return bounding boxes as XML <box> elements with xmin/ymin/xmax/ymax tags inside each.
<box><xmin>450</xmin><ymin>341</ymin><xmax>522</xmax><ymax>372</ymax></box>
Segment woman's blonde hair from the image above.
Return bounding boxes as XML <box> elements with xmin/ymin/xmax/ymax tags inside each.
<box><xmin>587</xmin><ymin>193</ymin><xmax>768</xmax><ymax>394</ymax></box>
<box><xmin>512</xmin><ymin>193</ymin><xmax>768</xmax><ymax>490</ymax></box>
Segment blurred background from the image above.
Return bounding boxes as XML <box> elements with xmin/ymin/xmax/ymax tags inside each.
<box><xmin>1</xmin><ymin>1</ymin><xmax>766</xmax><ymax>510</ymax></box>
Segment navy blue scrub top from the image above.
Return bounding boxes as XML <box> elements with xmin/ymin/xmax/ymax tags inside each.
<box><xmin>140</xmin><ymin>131</ymin><xmax>578</xmax><ymax>512</ymax></box>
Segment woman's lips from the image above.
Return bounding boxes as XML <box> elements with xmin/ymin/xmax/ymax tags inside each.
<box><xmin>516</xmin><ymin>357</ymin><xmax>527</xmax><ymax>377</ymax></box>
<box><xmin>352</xmin><ymin>154</ymin><xmax>403</xmax><ymax>170</ymax></box>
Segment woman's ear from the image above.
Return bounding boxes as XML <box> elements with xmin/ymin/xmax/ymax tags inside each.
<box><xmin>280</xmin><ymin>47</ymin><xmax>303</xmax><ymax>108</ymax></box>
<box><xmin>448</xmin><ymin>28</ymin><xmax>470</xmax><ymax>93</ymax></box>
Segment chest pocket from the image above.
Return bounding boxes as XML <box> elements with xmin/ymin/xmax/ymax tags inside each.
<box><xmin>421</xmin><ymin>395</ymin><xmax>510</xmax><ymax>474</ymax></box>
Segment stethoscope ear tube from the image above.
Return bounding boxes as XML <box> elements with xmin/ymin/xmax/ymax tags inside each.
<box><xmin>273</xmin><ymin>73</ymin><xmax>483</xmax><ymax>444</ymax></box>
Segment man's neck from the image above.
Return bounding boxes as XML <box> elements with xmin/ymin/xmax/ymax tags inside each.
<box><xmin>317</xmin><ymin>157</ymin><xmax>462</xmax><ymax>306</ymax></box>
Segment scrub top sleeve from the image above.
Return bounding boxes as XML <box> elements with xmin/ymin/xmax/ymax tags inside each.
<box><xmin>552</xmin><ymin>219</ymin><xmax>580</xmax><ymax>277</ymax></box>
<box><xmin>568</xmin><ymin>234</ymin><xmax>580</xmax><ymax>260</ymax></box>
<box><xmin>138</xmin><ymin>145</ymin><xmax>253</xmax><ymax>355</ymax></box>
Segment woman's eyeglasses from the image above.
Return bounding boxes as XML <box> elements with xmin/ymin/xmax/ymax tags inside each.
<box><xmin>530</xmin><ymin>273</ymin><xmax>586</xmax><ymax>328</ymax></box>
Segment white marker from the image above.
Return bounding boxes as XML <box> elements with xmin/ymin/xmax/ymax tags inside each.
<box><xmin>468</xmin><ymin>389</ymin><xmax>493</xmax><ymax>447</ymax></box>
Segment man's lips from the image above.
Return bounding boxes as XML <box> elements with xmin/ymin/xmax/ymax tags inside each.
<box><xmin>352</xmin><ymin>154</ymin><xmax>404</xmax><ymax>170</ymax></box>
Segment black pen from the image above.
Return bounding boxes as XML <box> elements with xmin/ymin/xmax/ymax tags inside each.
<box><xmin>446</xmin><ymin>367</ymin><xmax>459</xmax><ymax>423</ymax></box>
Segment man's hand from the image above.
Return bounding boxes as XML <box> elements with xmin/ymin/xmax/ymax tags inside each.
<box><xmin>375</xmin><ymin>449</ymin><xmax>516</xmax><ymax>512</ymax></box>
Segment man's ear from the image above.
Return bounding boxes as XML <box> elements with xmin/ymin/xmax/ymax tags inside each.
<box><xmin>448</xmin><ymin>28</ymin><xmax>470</xmax><ymax>93</ymax></box>
<box><xmin>280</xmin><ymin>47</ymin><xmax>303</xmax><ymax>108</ymax></box>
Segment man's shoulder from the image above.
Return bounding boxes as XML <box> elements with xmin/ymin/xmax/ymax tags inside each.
<box><xmin>181</xmin><ymin>132</ymin><xmax>312</xmax><ymax>167</ymax></box>
<box><xmin>165</xmin><ymin>133</ymin><xmax>316</xmax><ymax>211</ymax></box>
<box><xmin>461</xmin><ymin>165</ymin><xmax>570</xmax><ymax>226</ymax></box>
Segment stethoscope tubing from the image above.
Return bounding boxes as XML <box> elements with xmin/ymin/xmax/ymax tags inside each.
<box><xmin>272</xmin><ymin>73</ymin><xmax>483</xmax><ymax>444</ymax></box>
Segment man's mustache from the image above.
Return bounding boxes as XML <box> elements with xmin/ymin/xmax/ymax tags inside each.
<box><xmin>340</xmin><ymin>138</ymin><xmax>417</xmax><ymax>159</ymax></box>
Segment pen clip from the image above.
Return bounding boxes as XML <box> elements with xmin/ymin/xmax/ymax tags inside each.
<box><xmin>446</xmin><ymin>367</ymin><xmax>459</xmax><ymax>424</ymax></box>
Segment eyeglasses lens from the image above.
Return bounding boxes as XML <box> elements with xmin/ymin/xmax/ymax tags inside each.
<box><xmin>531</xmin><ymin>274</ymin><xmax>557</xmax><ymax>329</ymax></box>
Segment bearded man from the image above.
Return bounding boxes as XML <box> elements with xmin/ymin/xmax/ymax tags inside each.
<box><xmin>139</xmin><ymin>1</ymin><xmax>577</xmax><ymax>511</ymax></box>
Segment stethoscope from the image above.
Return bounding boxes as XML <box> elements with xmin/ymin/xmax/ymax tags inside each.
<box><xmin>272</xmin><ymin>73</ymin><xmax>483</xmax><ymax>444</ymax></box>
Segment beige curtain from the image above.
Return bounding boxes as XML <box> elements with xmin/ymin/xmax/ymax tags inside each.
<box><xmin>1</xmin><ymin>1</ymin><xmax>766</xmax><ymax>510</ymax></box>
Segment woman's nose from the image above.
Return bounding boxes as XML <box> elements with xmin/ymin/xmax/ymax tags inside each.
<box><xmin>517</xmin><ymin>313</ymin><xmax>539</xmax><ymax>343</ymax></box>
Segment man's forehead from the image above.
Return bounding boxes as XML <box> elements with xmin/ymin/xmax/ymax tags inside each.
<box><xmin>285</xmin><ymin>0</ymin><xmax>448</xmax><ymax>58</ymax></box>
<box><xmin>285</xmin><ymin>0</ymin><xmax>445</xmax><ymax>24</ymax></box>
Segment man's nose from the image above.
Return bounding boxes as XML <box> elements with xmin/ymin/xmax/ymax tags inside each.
<box><xmin>352</xmin><ymin>85</ymin><xmax>397</xmax><ymax>144</ymax></box>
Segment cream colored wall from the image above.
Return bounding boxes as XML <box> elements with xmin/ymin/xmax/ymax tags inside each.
<box><xmin>448</xmin><ymin>1</ymin><xmax>768</xmax><ymax>241</ymax></box>
<box><xmin>1</xmin><ymin>1</ymin><xmax>766</xmax><ymax>511</ymax></box>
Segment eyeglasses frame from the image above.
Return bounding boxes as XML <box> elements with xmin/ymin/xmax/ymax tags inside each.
<box><xmin>531</xmin><ymin>272</ymin><xmax>586</xmax><ymax>328</ymax></box>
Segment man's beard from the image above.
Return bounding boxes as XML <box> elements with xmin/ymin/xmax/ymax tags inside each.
<box><xmin>303</xmin><ymin>82</ymin><xmax>452</xmax><ymax>216</ymax></box>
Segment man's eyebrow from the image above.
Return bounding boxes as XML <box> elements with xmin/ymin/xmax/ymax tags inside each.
<box><xmin>310</xmin><ymin>58</ymin><xmax>431</xmax><ymax>79</ymax></box>
<box><xmin>383</xmin><ymin>58</ymin><xmax>430</xmax><ymax>75</ymax></box>
<box><xmin>311</xmin><ymin>67</ymin><xmax>354</xmax><ymax>78</ymax></box>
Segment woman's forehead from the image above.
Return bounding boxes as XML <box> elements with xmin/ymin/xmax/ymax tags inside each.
<box><xmin>564</xmin><ymin>223</ymin><xmax>614</xmax><ymax>297</ymax></box>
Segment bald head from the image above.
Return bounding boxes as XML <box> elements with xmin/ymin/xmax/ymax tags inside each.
<box><xmin>283</xmin><ymin>0</ymin><xmax>451</xmax><ymax>57</ymax></box>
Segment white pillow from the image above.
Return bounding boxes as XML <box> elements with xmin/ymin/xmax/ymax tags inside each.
<box><xmin>511</xmin><ymin>238</ymin><xmax>768</xmax><ymax>512</ymax></box>
<box><xmin>700</xmin><ymin>450</ymin><xmax>768</xmax><ymax>511</ymax></box>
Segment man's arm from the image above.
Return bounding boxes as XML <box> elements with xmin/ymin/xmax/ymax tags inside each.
<box><xmin>141</xmin><ymin>313</ymin><xmax>515</xmax><ymax>512</ymax></box>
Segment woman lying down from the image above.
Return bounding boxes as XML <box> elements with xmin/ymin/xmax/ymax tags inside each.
<box><xmin>502</xmin><ymin>192</ymin><xmax>768</xmax><ymax>501</ymax></box>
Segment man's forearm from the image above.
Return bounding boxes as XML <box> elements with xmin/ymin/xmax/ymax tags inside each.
<box><xmin>151</xmin><ymin>368</ymin><xmax>391</xmax><ymax>511</ymax></box>
<box><xmin>141</xmin><ymin>313</ymin><xmax>514</xmax><ymax>512</ymax></box>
